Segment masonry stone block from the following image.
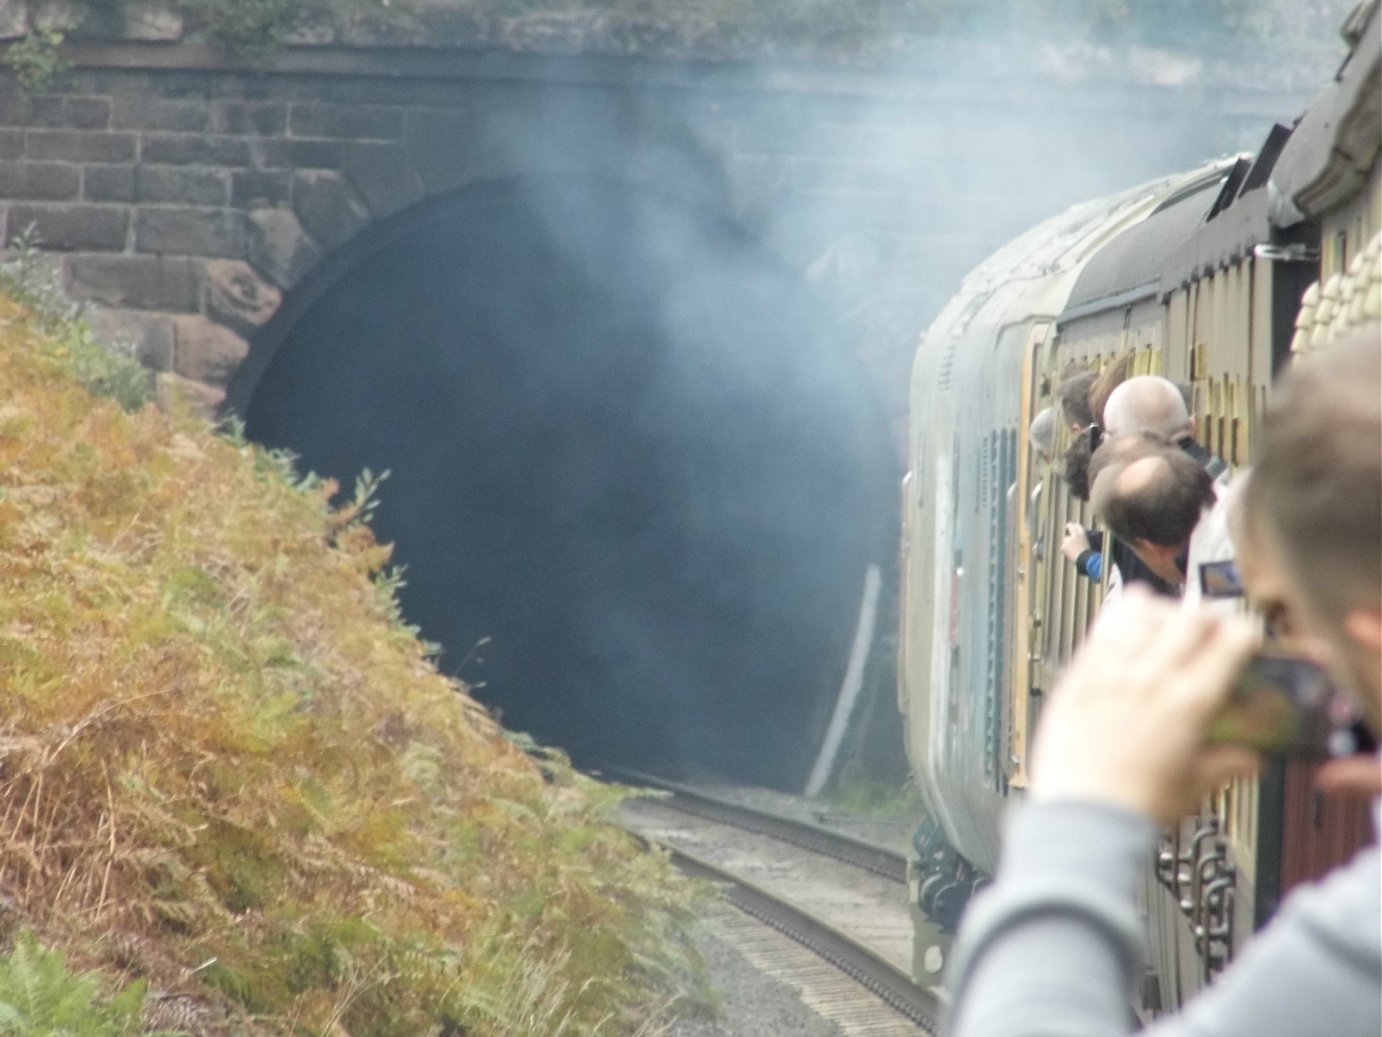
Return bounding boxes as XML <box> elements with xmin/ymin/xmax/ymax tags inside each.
<box><xmin>172</xmin><ymin>314</ymin><xmax>248</xmax><ymax>387</ymax></box>
<box><xmin>291</xmin><ymin>170</ymin><xmax>369</xmax><ymax>253</ymax></box>
<box><xmin>0</xmin><ymin>1</ymin><xmax>25</xmax><ymax>41</ymax></box>
<box><xmin>283</xmin><ymin>13</ymin><xmax>336</xmax><ymax>47</ymax></box>
<box><xmin>112</xmin><ymin>96</ymin><xmax>209</xmax><ymax>133</ymax></box>
<box><xmin>27</xmin><ymin>129</ymin><xmax>138</xmax><ymax>163</ymax></box>
<box><xmin>137</xmin><ymin>165</ymin><xmax>229</xmax><ymax>206</ymax></box>
<box><xmin>259</xmin><ymin>138</ymin><xmax>346</xmax><ymax>171</ymax></box>
<box><xmin>80</xmin><ymin>70</ymin><xmax>157</xmax><ymax>98</ymax></box>
<box><xmin>231</xmin><ymin>169</ymin><xmax>292</xmax><ymax>208</ymax></box>
<box><xmin>120</xmin><ymin>1</ymin><xmax>184</xmax><ymax>41</ymax></box>
<box><xmin>153</xmin><ymin>71</ymin><xmax>212</xmax><ymax>101</ymax></box>
<box><xmin>32</xmin><ymin>1</ymin><xmax>83</xmax><ymax>32</ymax></box>
<box><xmin>0</xmin><ymin>161</ymin><xmax>80</xmax><ymax>200</ymax></box>
<box><xmin>0</xmin><ymin>95</ymin><xmax>64</xmax><ymax>128</ymax></box>
<box><xmin>65</xmin><ymin>253</ymin><xmax>200</xmax><ymax>311</ymax></box>
<box><xmin>245</xmin><ymin>207</ymin><xmax>321</xmax><ymax>289</ymax></box>
<box><xmin>63</xmin><ymin>97</ymin><xmax>112</xmax><ymax>130</ymax></box>
<box><xmin>83</xmin><ymin>163</ymin><xmax>137</xmax><ymax>202</ymax></box>
<box><xmin>402</xmin><ymin>108</ymin><xmax>487</xmax><ymax>194</ymax></box>
<box><xmin>135</xmin><ymin>206</ymin><xmax>243</xmax><ymax>258</ymax></box>
<box><xmin>7</xmin><ymin>203</ymin><xmax>128</xmax><ymax>251</ymax></box>
<box><xmin>201</xmin><ymin>259</ymin><xmax>282</xmax><ymax>339</ymax></box>
<box><xmin>289</xmin><ymin>103</ymin><xmax>403</xmax><ymax>141</ymax></box>
<box><xmin>208</xmin><ymin>73</ymin><xmax>279</xmax><ymax>104</ymax></box>
<box><xmin>343</xmin><ymin>143</ymin><xmax>423</xmax><ymax>217</ymax></box>
<box><xmin>156</xmin><ymin>371</ymin><xmax>224</xmax><ymax>419</ymax></box>
<box><xmin>210</xmin><ymin>101</ymin><xmax>287</xmax><ymax>137</ymax></box>
<box><xmin>86</xmin><ymin>306</ymin><xmax>175</xmax><ymax>371</ymax></box>
<box><xmin>0</xmin><ymin>129</ymin><xmax>21</xmax><ymax>159</ymax></box>
<box><xmin>140</xmin><ymin>134</ymin><xmax>256</xmax><ymax>167</ymax></box>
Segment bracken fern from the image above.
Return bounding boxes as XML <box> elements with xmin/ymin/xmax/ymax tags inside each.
<box><xmin>0</xmin><ymin>931</ymin><xmax>185</xmax><ymax>1036</ymax></box>
<box><xmin>0</xmin><ymin>289</ymin><xmax>710</xmax><ymax>1035</ymax></box>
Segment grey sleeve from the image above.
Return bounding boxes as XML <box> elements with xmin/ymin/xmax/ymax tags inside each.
<box><xmin>945</xmin><ymin>801</ymin><xmax>1382</xmax><ymax>1037</ymax></box>
<box><xmin>945</xmin><ymin>800</ymin><xmax>1157</xmax><ymax>1037</ymax></box>
<box><xmin>1144</xmin><ymin>844</ymin><xmax>1381</xmax><ymax>1037</ymax></box>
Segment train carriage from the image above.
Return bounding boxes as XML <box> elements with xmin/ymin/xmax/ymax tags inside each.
<box><xmin>900</xmin><ymin>0</ymin><xmax>1381</xmax><ymax>1008</ymax></box>
<box><xmin>901</xmin><ymin>162</ymin><xmax>1240</xmax><ymax>974</ymax></box>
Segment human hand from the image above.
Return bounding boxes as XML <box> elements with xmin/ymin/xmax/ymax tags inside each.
<box><xmin>1030</xmin><ymin>588</ymin><xmax>1261</xmax><ymax>827</ymax></box>
<box><xmin>1315</xmin><ymin>754</ymin><xmax>1382</xmax><ymax>798</ymax></box>
<box><xmin>1060</xmin><ymin>522</ymin><xmax>1090</xmax><ymax>562</ymax></box>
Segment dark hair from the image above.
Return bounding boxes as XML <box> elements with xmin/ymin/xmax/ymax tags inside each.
<box><xmin>1094</xmin><ymin>447</ymin><xmax>1215</xmax><ymax>547</ymax></box>
<box><xmin>1244</xmin><ymin>330</ymin><xmax>1382</xmax><ymax>622</ymax></box>
<box><xmin>1063</xmin><ymin>427</ymin><xmax>1093</xmax><ymax>500</ymax></box>
<box><xmin>1058</xmin><ymin>371</ymin><xmax>1097</xmax><ymax>429</ymax></box>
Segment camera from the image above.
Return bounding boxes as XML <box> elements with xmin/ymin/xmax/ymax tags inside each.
<box><xmin>1206</xmin><ymin>652</ymin><xmax>1361</xmax><ymax>758</ymax></box>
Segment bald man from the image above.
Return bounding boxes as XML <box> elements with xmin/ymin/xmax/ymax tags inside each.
<box><xmin>1061</xmin><ymin>431</ymin><xmax>1182</xmax><ymax>596</ymax></box>
<box><xmin>1092</xmin><ymin>443</ymin><xmax>1217</xmax><ymax>587</ymax></box>
<box><xmin>1103</xmin><ymin>374</ymin><xmax>1226</xmax><ymax>480</ymax></box>
<box><xmin>1063</xmin><ymin>376</ymin><xmax>1227</xmax><ymax>591</ymax></box>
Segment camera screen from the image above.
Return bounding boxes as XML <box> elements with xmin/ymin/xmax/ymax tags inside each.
<box><xmin>1199</xmin><ymin>560</ymin><xmax>1244</xmax><ymax>599</ymax></box>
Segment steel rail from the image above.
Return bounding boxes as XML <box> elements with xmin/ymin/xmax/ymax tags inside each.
<box><xmin>596</xmin><ymin>764</ymin><xmax>909</xmax><ymax>884</ymax></box>
<box><xmin>665</xmin><ymin>844</ymin><xmax>941</xmax><ymax>1034</ymax></box>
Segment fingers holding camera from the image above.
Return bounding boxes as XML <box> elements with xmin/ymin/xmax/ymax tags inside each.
<box><xmin>1070</xmin><ymin>585</ymin><xmax>1178</xmax><ymax>683</ymax></box>
<box><xmin>1160</xmin><ymin>608</ymin><xmax>1260</xmax><ymax>723</ymax></box>
<box><xmin>1031</xmin><ymin>591</ymin><xmax>1260</xmax><ymax>827</ymax></box>
<box><xmin>1315</xmin><ymin>754</ymin><xmax>1382</xmax><ymax>797</ymax></box>
<box><xmin>1181</xmin><ymin>744</ymin><xmax>1261</xmax><ymax>813</ymax></box>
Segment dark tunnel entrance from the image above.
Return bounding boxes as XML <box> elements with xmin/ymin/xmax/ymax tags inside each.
<box><xmin>232</xmin><ymin>176</ymin><xmax>896</xmax><ymax>789</ymax></box>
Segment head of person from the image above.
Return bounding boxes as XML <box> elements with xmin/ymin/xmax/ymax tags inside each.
<box><xmin>1087</xmin><ymin>353</ymin><xmax>1133</xmax><ymax>429</ymax></box>
<box><xmin>1058</xmin><ymin>370</ymin><xmax>1097</xmax><ymax>433</ymax></box>
<box><xmin>1087</xmin><ymin>430</ymin><xmax>1171</xmax><ymax>488</ymax></box>
<box><xmin>1063</xmin><ymin>427</ymin><xmax>1093</xmax><ymax>501</ymax></box>
<box><xmin>1102</xmin><ymin>375</ymin><xmax>1197</xmax><ymax>443</ymax></box>
<box><xmin>1028</xmin><ymin>407</ymin><xmax>1056</xmax><ymax>462</ymax></box>
<box><xmin>1235</xmin><ymin>329</ymin><xmax>1382</xmax><ymax>727</ymax></box>
<box><xmin>1092</xmin><ymin>443</ymin><xmax>1215</xmax><ymax>584</ymax></box>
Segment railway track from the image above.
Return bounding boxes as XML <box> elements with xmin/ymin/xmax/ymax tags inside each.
<box><xmin>600</xmin><ymin>767</ymin><xmax>942</xmax><ymax>1035</ymax></box>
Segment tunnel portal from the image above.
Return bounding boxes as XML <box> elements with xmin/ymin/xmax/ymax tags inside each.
<box><xmin>238</xmin><ymin>177</ymin><xmax>895</xmax><ymax>788</ymax></box>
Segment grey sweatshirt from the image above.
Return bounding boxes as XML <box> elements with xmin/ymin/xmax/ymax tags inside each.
<box><xmin>946</xmin><ymin>799</ymin><xmax>1381</xmax><ymax>1036</ymax></box>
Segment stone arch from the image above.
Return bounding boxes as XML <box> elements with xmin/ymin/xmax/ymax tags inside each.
<box><xmin>225</xmin><ymin>171</ymin><xmax>898</xmax><ymax>787</ymax></box>
<box><xmin>79</xmin><ymin>80</ymin><xmax>741</xmax><ymax>415</ymax></box>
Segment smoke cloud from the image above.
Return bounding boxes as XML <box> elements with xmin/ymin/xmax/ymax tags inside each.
<box><xmin>235</xmin><ymin>7</ymin><xmax>1352</xmax><ymax>789</ymax></box>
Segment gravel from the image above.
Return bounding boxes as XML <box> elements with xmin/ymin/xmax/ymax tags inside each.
<box><xmin>631</xmin><ymin>774</ymin><xmax>924</xmax><ymax>1036</ymax></box>
<box><xmin>664</xmin><ymin>915</ymin><xmax>845</xmax><ymax>1037</ymax></box>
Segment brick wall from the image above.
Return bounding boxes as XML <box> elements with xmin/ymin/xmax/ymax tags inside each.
<box><xmin>0</xmin><ymin>33</ymin><xmax>1313</xmax><ymax>423</ymax></box>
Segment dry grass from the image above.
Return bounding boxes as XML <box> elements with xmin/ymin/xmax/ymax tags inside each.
<box><xmin>0</xmin><ymin>289</ymin><xmax>709</xmax><ymax>1035</ymax></box>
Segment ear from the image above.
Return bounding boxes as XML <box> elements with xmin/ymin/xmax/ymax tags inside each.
<box><xmin>1343</xmin><ymin>607</ymin><xmax>1382</xmax><ymax>658</ymax></box>
<box><xmin>1185</xmin><ymin>415</ymin><xmax>1198</xmax><ymax>442</ymax></box>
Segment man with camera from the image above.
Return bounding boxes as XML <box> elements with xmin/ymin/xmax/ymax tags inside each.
<box><xmin>946</xmin><ymin>331</ymin><xmax>1381</xmax><ymax>1036</ymax></box>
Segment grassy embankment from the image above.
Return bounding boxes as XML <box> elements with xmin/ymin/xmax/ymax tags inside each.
<box><xmin>0</xmin><ymin>263</ymin><xmax>708</xmax><ymax>1034</ymax></box>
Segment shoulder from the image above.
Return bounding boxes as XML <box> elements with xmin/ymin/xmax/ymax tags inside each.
<box><xmin>1275</xmin><ymin>841</ymin><xmax>1381</xmax><ymax>969</ymax></box>
<box><xmin>1185</xmin><ymin>473</ymin><xmax>1243</xmax><ymax>607</ymax></box>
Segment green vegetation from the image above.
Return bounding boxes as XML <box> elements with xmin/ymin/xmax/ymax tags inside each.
<box><xmin>0</xmin><ymin>932</ymin><xmax>184</xmax><ymax>1036</ymax></box>
<box><xmin>179</xmin><ymin>0</ymin><xmax>322</xmax><ymax>55</ymax></box>
<box><xmin>826</xmin><ymin>761</ymin><xmax>923</xmax><ymax>817</ymax></box>
<box><xmin>0</xmin><ymin>280</ymin><xmax>710</xmax><ymax>1034</ymax></box>
<box><xmin>0</xmin><ymin>229</ymin><xmax>155</xmax><ymax>412</ymax></box>
<box><xmin>6</xmin><ymin>26</ymin><xmax>70</xmax><ymax>94</ymax></box>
